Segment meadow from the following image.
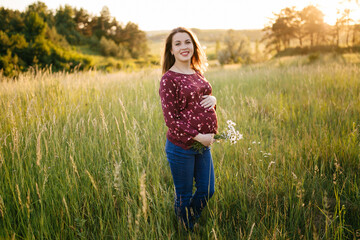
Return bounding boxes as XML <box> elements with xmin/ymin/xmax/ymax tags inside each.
<box><xmin>0</xmin><ymin>56</ymin><xmax>359</xmax><ymax>239</ymax></box>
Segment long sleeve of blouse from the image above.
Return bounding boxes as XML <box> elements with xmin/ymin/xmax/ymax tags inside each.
<box><xmin>159</xmin><ymin>75</ymin><xmax>199</xmax><ymax>142</ymax></box>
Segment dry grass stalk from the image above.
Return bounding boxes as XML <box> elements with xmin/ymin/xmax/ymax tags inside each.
<box><xmin>36</xmin><ymin>130</ymin><xmax>43</xmax><ymax>167</ymax></box>
<box><xmin>0</xmin><ymin>151</ymin><xmax>4</xmax><ymax>168</ymax></box>
<box><xmin>26</xmin><ymin>188</ymin><xmax>31</xmax><ymax>219</ymax></box>
<box><xmin>62</xmin><ymin>196</ymin><xmax>70</xmax><ymax>221</ymax></box>
<box><xmin>139</xmin><ymin>171</ymin><xmax>147</xmax><ymax>220</ymax></box>
<box><xmin>127</xmin><ymin>207</ymin><xmax>133</xmax><ymax>232</ymax></box>
<box><xmin>11</xmin><ymin>127</ymin><xmax>19</xmax><ymax>154</ymax></box>
<box><xmin>113</xmin><ymin>161</ymin><xmax>122</xmax><ymax>192</ymax></box>
<box><xmin>114</xmin><ymin>116</ymin><xmax>122</xmax><ymax>138</ymax></box>
<box><xmin>15</xmin><ymin>184</ymin><xmax>23</xmax><ymax>209</ymax></box>
<box><xmin>35</xmin><ymin>183</ymin><xmax>41</xmax><ymax>204</ymax></box>
<box><xmin>212</xmin><ymin>228</ymin><xmax>218</xmax><ymax>240</ymax></box>
<box><xmin>85</xmin><ymin>170</ymin><xmax>98</xmax><ymax>193</ymax></box>
<box><xmin>99</xmin><ymin>106</ymin><xmax>108</xmax><ymax>134</ymax></box>
<box><xmin>248</xmin><ymin>223</ymin><xmax>255</xmax><ymax>240</ymax></box>
<box><xmin>0</xmin><ymin>194</ymin><xmax>5</xmax><ymax>217</ymax></box>
<box><xmin>70</xmin><ymin>155</ymin><xmax>80</xmax><ymax>178</ymax></box>
<box><xmin>118</xmin><ymin>97</ymin><xmax>127</xmax><ymax>114</ymax></box>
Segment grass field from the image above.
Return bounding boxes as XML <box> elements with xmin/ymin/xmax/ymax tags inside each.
<box><xmin>0</xmin><ymin>58</ymin><xmax>359</xmax><ymax>239</ymax></box>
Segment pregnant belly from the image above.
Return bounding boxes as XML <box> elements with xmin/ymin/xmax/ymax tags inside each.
<box><xmin>187</xmin><ymin>108</ymin><xmax>218</xmax><ymax>134</ymax></box>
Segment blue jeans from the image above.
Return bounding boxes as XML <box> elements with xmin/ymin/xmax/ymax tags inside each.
<box><xmin>165</xmin><ymin>139</ymin><xmax>215</xmax><ymax>230</ymax></box>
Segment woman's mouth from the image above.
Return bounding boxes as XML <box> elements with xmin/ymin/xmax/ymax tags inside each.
<box><xmin>180</xmin><ymin>51</ymin><xmax>189</xmax><ymax>56</ymax></box>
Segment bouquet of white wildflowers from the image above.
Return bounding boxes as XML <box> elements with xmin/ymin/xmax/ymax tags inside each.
<box><xmin>193</xmin><ymin>120</ymin><xmax>243</xmax><ymax>153</ymax></box>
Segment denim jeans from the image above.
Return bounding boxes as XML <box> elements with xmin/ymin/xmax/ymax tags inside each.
<box><xmin>165</xmin><ymin>139</ymin><xmax>215</xmax><ymax>230</ymax></box>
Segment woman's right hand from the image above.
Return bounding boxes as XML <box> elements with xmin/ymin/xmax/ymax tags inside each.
<box><xmin>193</xmin><ymin>133</ymin><xmax>215</xmax><ymax>147</ymax></box>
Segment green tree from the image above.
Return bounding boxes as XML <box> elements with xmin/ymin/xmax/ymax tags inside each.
<box><xmin>26</xmin><ymin>1</ymin><xmax>54</xmax><ymax>27</ymax></box>
<box><xmin>0</xmin><ymin>7</ymin><xmax>24</xmax><ymax>34</ymax></box>
<box><xmin>121</xmin><ymin>22</ymin><xmax>148</xmax><ymax>59</ymax></box>
<box><xmin>99</xmin><ymin>36</ymin><xmax>119</xmax><ymax>57</ymax></box>
<box><xmin>0</xmin><ymin>49</ymin><xmax>19</xmax><ymax>77</ymax></box>
<box><xmin>55</xmin><ymin>5</ymin><xmax>81</xmax><ymax>44</ymax></box>
<box><xmin>92</xmin><ymin>6</ymin><xmax>113</xmax><ymax>39</ymax></box>
<box><xmin>0</xmin><ymin>31</ymin><xmax>11</xmax><ymax>54</ymax></box>
<box><xmin>24</xmin><ymin>12</ymin><xmax>47</xmax><ymax>42</ymax></box>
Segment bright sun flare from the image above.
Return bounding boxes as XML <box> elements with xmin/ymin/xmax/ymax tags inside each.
<box><xmin>320</xmin><ymin>1</ymin><xmax>360</xmax><ymax>25</ymax></box>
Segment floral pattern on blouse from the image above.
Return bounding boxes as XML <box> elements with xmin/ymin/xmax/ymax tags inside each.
<box><xmin>159</xmin><ymin>70</ymin><xmax>218</xmax><ymax>149</ymax></box>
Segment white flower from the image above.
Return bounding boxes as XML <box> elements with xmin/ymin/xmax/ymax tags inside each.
<box><xmin>268</xmin><ymin>161</ymin><xmax>275</xmax><ymax>170</ymax></box>
<box><xmin>226</xmin><ymin>120</ymin><xmax>236</xmax><ymax>127</ymax></box>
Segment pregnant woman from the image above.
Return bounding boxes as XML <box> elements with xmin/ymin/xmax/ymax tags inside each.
<box><xmin>159</xmin><ymin>27</ymin><xmax>218</xmax><ymax>231</ymax></box>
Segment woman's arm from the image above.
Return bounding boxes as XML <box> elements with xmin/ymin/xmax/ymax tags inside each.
<box><xmin>159</xmin><ymin>77</ymin><xmax>199</xmax><ymax>141</ymax></box>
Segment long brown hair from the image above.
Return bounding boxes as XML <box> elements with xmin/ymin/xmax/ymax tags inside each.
<box><xmin>162</xmin><ymin>27</ymin><xmax>207</xmax><ymax>74</ymax></box>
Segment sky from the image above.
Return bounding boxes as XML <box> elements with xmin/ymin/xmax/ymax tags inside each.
<box><xmin>1</xmin><ymin>0</ymin><xmax>359</xmax><ymax>31</ymax></box>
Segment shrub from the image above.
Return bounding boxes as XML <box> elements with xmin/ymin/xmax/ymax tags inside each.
<box><xmin>99</xmin><ymin>37</ymin><xmax>119</xmax><ymax>57</ymax></box>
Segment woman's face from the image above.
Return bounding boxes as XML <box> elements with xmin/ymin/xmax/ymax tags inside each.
<box><xmin>171</xmin><ymin>32</ymin><xmax>194</xmax><ymax>64</ymax></box>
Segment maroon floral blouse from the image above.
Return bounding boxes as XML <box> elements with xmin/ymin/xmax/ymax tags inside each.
<box><xmin>159</xmin><ymin>70</ymin><xmax>218</xmax><ymax>149</ymax></box>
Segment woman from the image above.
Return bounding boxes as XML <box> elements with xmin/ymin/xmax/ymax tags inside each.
<box><xmin>159</xmin><ymin>27</ymin><xmax>218</xmax><ymax>231</ymax></box>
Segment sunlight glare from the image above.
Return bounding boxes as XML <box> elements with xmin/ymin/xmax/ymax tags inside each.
<box><xmin>321</xmin><ymin>1</ymin><xmax>360</xmax><ymax>25</ymax></box>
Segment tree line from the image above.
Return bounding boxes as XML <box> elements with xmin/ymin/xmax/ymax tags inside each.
<box><xmin>0</xmin><ymin>1</ymin><xmax>148</xmax><ymax>77</ymax></box>
<box><xmin>262</xmin><ymin>4</ymin><xmax>360</xmax><ymax>55</ymax></box>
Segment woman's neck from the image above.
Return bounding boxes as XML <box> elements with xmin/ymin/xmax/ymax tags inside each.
<box><xmin>171</xmin><ymin>62</ymin><xmax>195</xmax><ymax>74</ymax></box>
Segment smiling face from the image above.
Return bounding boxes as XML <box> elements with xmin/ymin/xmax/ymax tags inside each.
<box><xmin>171</xmin><ymin>32</ymin><xmax>194</xmax><ymax>64</ymax></box>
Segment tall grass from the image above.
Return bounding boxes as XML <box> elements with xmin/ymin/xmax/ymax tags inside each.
<box><xmin>0</xmin><ymin>62</ymin><xmax>359</xmax><ymax>239</ymax></box>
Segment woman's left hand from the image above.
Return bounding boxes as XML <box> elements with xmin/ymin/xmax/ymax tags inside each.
<box><xmin>200</xmin><ymin>95</ymin><xmax>216</xmax><ymax>109</ymax></box>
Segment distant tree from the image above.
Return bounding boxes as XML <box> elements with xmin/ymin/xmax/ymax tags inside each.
<box><xmin>300</xmin><ymin>5</ymin><xmax>325</xmax><ymax>46</ymax></box>
<box><xmin>26</xmin><ymin>1</ymin><xmax>54</xmax><ymax>27</ymax></box>
<box><xmin>0</xmin><ymin>49</ymin><xmax>19</xmax><ymax>77</ymax></box>
<box><xmin>74</xmin><ymin>8</ymin><xmax>92</xmax><ymax>37</ymax></box>
<box><xmin>9</xmin><ymin>33</ymin><xmax>28</xmax><ymax>53</ymax></box>
<box><xmin>0</xmin><ymin>8</ymin><xmax>25</xmax><ymax>34</ymax></box>
<box><xmin>218</xmin><ymin>30</ymin><xmax>250</xmax><ymax>64</ymax></box>
<box><xmin>262</xmin><ymin>24</ymin><xmax>281</xmax><ymax>53</ymax></box>
<box><xmin>331</xmin><ymin>14</ymin><xmax>342</xmax><ymax>46</ymax></box>
<box><xmin>262</xmin><ymin>7</ymin><xmax>299</xmax><ymax>52</ymax></box>
<box><xmin>121</xmin><ymin>22</ymin><xmax>148</xmax><ymax>59</ymax></box>
<box><xmin>92</xmin><ymin>6</ymin><xmax>113</xmax><ymax>39</ymax></box>
<box><xmin>55</xmin><ymin>5</ymin><xmax>81</xmax><ymax>44</ymax></box>
<box><xmin>24</xmin><ymin>12</ymin><xmax>47</xmax><ymax>42</ymax></box>
<box><xmin>46</xmin><ymin>26</ymin><xmax>69</xmax><ymax>48</ymax></box>
<box><xmin>293</xmin><ymin>10</ymin><xmax>306</xmax><ymax>46</ymax></box>
<box><xmin>100</xmin><ymin>6</ymin><xmax>112</xmax><ymax>32</ymax></box>
<box><xmin>277</xmin><ymin>7</ymin><xmax>298</xmax><ymax>48</ymax></box>
<box><xmin>340</xmin><ymin>8</ymin><xmax>353</xmax><ymax>46</ymax></box>
<box><xmin>252</xmin><ymin>40</ymin><xmax>266</xmax><ymax>63</ymax></box>
<box><xmin>99</xmin><ymin>36</ymin><xmax>119</xmax><ymax>57</ymax></box>
<box><xmin>353</xmin><ymin>24</ymin><xmax>360</xmax><ymax>45</ymax></box>
<box><xmin>0</xmin><ymin>31</ymin><xmax>11</xmax><ymax>54</ymax></box>
<box><xmin>0</xmin><ymin>30</ymin><xmax>28</xmax><ymax>74</ymax></box>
